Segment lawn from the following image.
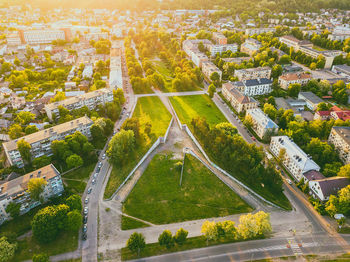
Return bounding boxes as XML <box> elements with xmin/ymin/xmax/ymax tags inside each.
<box><xmin>170</xmin><ymin>95</ymin><xmax>228</xmax><ymax>128</ymax></box>
<box><xmin>12</xmin><ymin>232</ymin><xmax>78</xmax><ymax>261</ymax></box>
<box><xmin>63</xmin><ymin>179</ymin><xmax>87</xmax><ymax>195</ymax></box>
<box><xmin>104</xmin><ymin>96</ymin><xmax>172</xmax><ymax>199</ymax></box>
<box><xmin>63</xmin><ymin>162</ymin><xmax>97</xmax><ymax>180</ymax></box>
<box><xmin>122</xmin><ymin>153</ymin><xmax>252</xmax><ymax>225</ymax></box>
<box><xmin>121</xmin><ymin>216</ymin><xmax>150</xmax><ymax>230</ymax></box>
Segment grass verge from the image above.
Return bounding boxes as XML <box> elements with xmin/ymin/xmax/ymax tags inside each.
<box><xmin>121</xmin><ymin>216</ymin><xmax>150</xmax><ymax>230</ymax></box>
<box><xmin>104</xmin><ymin>96</ymin><xmax>172</xmax><ymax>199</ymax></box>
<box><xmin>121</xmin><ymin>235</ymin><xmax>264</xmax><ymax>261</ymax></box>
<box><xmin>122</xmin><ymin>153</ymin><xmax>252</xmax><ymax>225</ymax></box>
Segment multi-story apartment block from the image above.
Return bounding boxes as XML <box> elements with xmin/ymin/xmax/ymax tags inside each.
<box><xmin>82</xmin><ymin>65</ymin><xmax>93</xmax><ymax>79</ymax></box>
<box><xmin>6</xmin><ymin>33</ymin><xmax>21</xmax><ymax>46</ymax></box>
<box><xmin>3</xmin><ymin>116</ymin><xmax>93</xmax><ymax>167</ymax></box>
<box><xmin>212</xmin><ymin>32</ymin><xmax>227</xmax><ymax>45</ymax></box>
<box><xmin>18</xmin><ymin>29</ymin><xmax>67</xmax><ymax>45</ymax></box>
<box><xmin>246</xmin><ymin>108</ymin><xmax>278</xmax><ymax>139</ymax></box>
<box><xmin>45</xmin><ymin>88</ymin><xmax>113</xmax><ymax>120</ymax></box>
<box><xmin>328</xmin><ymin>26</ymin><xmax>350</xmax><ymax>42</ymax></box>
<box><xmin>278</xmin><ymin>72</ymin><xmax>312</xmax><ymax>89</ymax></box>
<box><xmin>279</xmin><ymin>35</ymin><xmax>313</xmax><ymax>51</ymax></box>
<box><xmin>234</xmin><ymin>67</ymin><xmax>271</xmax><ymax>81</ymax></box>
<box><xmin>270</xmin><ymin>136</ymin><xmax>320</xmax><ymax>181</ymax></box>
<box><xmin>206</xmin><ymin>44</ymin><xmax>238</xmax><ymax>57</ymax></box>
<box><xmin>245</xmin><ymin>28</ymin><xmax>276</xmax><ymax>36</ymax></box>
<box><xmin>109</xmin><ymin>41</ymin><xmax>123</xmax><ymax>89</ymax></box>
<box><xmin>192</xmin><ymin>51</ymin><xmax>209</xmax><ymax>67</ymax></box>
<box><xmin>332</xmin><ymin>64</ymin><xmax>350</xmax><ymax>80</ymax></box>
<box><xmin>240</xmin><ymin>38</ymin><xmax>262</xmax><ymax>55</ymax></box>
<box><xmin>0</xmin><ymin>164</ymin><xmax>64</xmax><ymax>225</ymax></box>
<box><xmin>231</xmin><ymin>78</ymin><xmax>273</xmax><ymax>96</ymax></box>
<box><xmin>328</xmin><ymin>126</ymin><xmax>350</xmax><ymax>164</ymax></box>
<box><xmin>222</xmin><ymin>83</ymin><xmax>258</xmax><ymax>113</ymax></box>
<box><xmin>182</xmin><ymin>39</ymin><xmax>211</xmax><ymax>57</ymax></box>
<box><xmin>201</xmin><ymin>61</ymin><xmax>222</xmax><ymax>81</ymax></box>
<box><xmin>298</xmin><ymin>92</ymin><xmax>324</xmax><ymax>111</ymax></box>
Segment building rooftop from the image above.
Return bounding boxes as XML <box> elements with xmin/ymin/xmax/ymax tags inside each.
<box><xmin>235</xmin><ymin>66</ymin><xmax>271</xmax><ymax>74</ymax></box>
<box><xmin>331</xmin><ymin>126</ymin><xmax>350</xmax><ymax>145</ymax></box>
<box><xmin>247</xmin><ymin>108</ymin><xmax>278</xmax><ymax>129</ymax></box>
<box><xmin>279</xmin><ymin>72</ymin><xmax>312</xmax><ymax>81</ymax></box>
<box><xmin>3</xmin><ymin>116</ymin><xmax>93</xmax><ymax>152</ymax></box>
<box><xmin>303</xmin><ymin>170</ymin><xmax>325</xmax><ymax>181</ymax></box>
<box><xmin>299</xmin><ymin>91</ymin><xmax>324</xmax><ymax>104</ymax></box>
<box><xmin>0</xmin><ymin>164</ymin><xmax>60</xmax><ymax>199</ymax></box>
<box><xmin>316</xmin><ymin>177</ymin><xmax>350</xmax><ymax>198</ymax></box>
<box><xmin>223</xmin><ymin>83</ymin><xmax>257</xmax><ymax>104</ymax></box>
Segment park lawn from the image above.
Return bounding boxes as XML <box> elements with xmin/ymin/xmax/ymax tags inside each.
<box><xmin>152</xmin><ymin>60</ymin><xmax>173</xmax><ymax>78</ymax></box>
<box><xmin>104</xmin><ymin>96</ymin><xmax>172</xmax><ymax>199</ymax></box>
<box><xmin>170</xmin><ymin>95</ymin><xmax>228</xmax><ymax>128</ymax></box>
<box><xmin>122</xmin><ymin>153</ymin><xmax>252</xmax><ymax>225</ymax></box>
<box><xmin>63</xmin><ymin>161</ymin><xmax>97</xmax><ymax>180</ymax></box>
<box><xmin>12</xmin><ymin>231</ymin><xmax>78</xmax><ymax>261</ymax></box>
<box><xmin>63</xmin><ymin>179</ymin><xmax>87</xmax><ymax>195</ymax></box>
<box><xmin>121</xmin><ymin>216</ymin><xmax>150</xmax><ymax>230</ymax></box>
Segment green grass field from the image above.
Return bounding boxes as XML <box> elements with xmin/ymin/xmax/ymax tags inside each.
<box><xmin>122</xmin><ymin>153</ymin><xmax>252</xmax><ymax>225</ymax></box>
<box><xmin>170</xmin><ymin>95</ymin><xmax>228</xmax><ymax>128</ymax></box>
<box><xmin>104</xmin><ymin>96</ymin><xmax>172</xmax><ymax>199</ymax></box>
<box><xmin>121</xmin><ymin>216</ymin><xmax>150</xmax><ymax>230</ymax></box>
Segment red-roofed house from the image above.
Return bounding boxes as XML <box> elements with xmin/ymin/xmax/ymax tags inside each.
<box><xmin>331</xmin><ymin>110</ymin><xmax>350</xmax><ymax>121</ymax></box>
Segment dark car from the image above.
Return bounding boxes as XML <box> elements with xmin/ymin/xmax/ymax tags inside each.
<box><xmin>83</xmin><ymin>215</ymin><xmax>88</xmax><ymax>224</ymax></box>
<box><xmin>82</xmin><ymin>232</ymin><xmax>87</xmax><ymax>240</ymax></box>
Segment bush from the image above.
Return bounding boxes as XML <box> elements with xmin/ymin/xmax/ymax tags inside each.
<box><xmin>174</xmin><ymin>228</ymin><xmax>188</xmax><ymax>245</ymax></box>
<box><xmin>158</xmin><ymin>230</ymin><xmax>174</xmax><ymax>249</ymax></box>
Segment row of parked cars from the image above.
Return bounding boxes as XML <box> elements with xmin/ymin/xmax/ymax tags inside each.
<box><xmin>82</xmin><ymin>160</ymin><xmax>104</xmax><ymax>240</ymax></box>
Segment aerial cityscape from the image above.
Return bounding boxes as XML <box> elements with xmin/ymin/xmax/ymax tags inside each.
<box><xmin>0</xmin><ymin>0</ymin><xmax>349</xmax><ymax>261</ymax></box>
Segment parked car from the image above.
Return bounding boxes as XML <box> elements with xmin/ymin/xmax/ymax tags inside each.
<box><xmin>102</xmin><ymin>154</ymin><xmax>106</xmax><ymax>160</ymax></box>
<box><xmin>83</xmin><ymin>224</ymin><xmax>87</xmax><ymax>233</ymax></box>
<box><xmin>96</xmin><ymin>167</ymin><xmax>100</xmax><ymax>173</ymax></box>
<box><xmin>286</xmin><ymin>179</ymin><xmax>292</xmax><ymax>185</ymax></box>
<box><xmin>83</xmin><ymin>215</ymin><xmax>88</xmax><ymax>224</ymax></box>
<box><xmin>85</xmin><ymin>197</ymin><xmax>89</xmax><ymax>204</ymax></box>
<box><xmin>98</xmin><ymin>162</ymin><xmax>102</xmax><ymax>167</ymax></box>
<box><xmin>87</xmin><ymin>187</ymin><xmax>92</xmax><ymax>194</ymax></box>
<box><xmin>92</xmin><ymin>179</ymin><xmax>96</xmax><ymax>185</ymax></box>
<box><xmin>82</xmin><ymin>232</ymin><xmax>87</xmax><ymax>240</ymax></box>
<box><xmin>93</xmin><ymin>173</ymin><xmax>98</xmax><ymax>178</ymax></box>
<box><xmin>84</xmin><ymin>207</ymin><xmax>88</xmax><ymax>215</ymax></box>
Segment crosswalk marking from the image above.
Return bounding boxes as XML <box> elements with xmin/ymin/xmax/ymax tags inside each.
<box><xmin>287</xmin><ymin>237</ymin><xmax>303</xmax><ymax>255</ymax></box>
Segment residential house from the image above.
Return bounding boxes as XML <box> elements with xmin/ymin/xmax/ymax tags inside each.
<box><xmin>240</xmin><ymin>38</ymin><xmax>262</xmax><ymax>55</ymax></box>
<box><xmin>222</xmin><ymin>83</ymin><xmax>258</xmax><ymax>113</ymax></box>
<box><xmin>201</xmin><ymin>61</ymin><xmax>222</xmax><ymax>81</ymax></box>
<box><xmin>309</xmin><ymin>177</ymin><xmax>350</xmax><ymax>201</ymax></box>
<box><xmin>278</xmin><ymin>72</ymin><xmax>312</xmax><ymax>89</ymax></box>
<box><xmin>231</xmin><ymin>78</ymin><xmax>273</xmax><ymax>96</ymax></box>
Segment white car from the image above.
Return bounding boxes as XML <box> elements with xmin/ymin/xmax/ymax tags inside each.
<box><xmin>85</xmin><ymin>197</ymin><xmax>89</xmax><ymax>204</ymax></box>
<box><xmin>286</xmin><ymin>179</ymin><xmax>292</xmax><ymax>185</ymax></box>
<box><xmin>102</xmin><ymin>154</ymin><xmax>106</xmax><ymax>160</ymax></box>
<box><xmin>84</xmin><ymin>207</ymin><xmax>89</xmax><ymax>215</ymax></box>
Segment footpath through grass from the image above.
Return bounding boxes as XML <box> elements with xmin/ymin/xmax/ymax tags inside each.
<box><xmin>104</xmin><ymin>96</ymin><xmax>172</xmax><ymax>199</ymax></box>
<box><xmin>170</xmin><ymin>95</ymin><xmax>228</xmax><ymax>127</ymax></box>
<box><xmin>121</xmin><ymin>216</ymin><xmax>150</xmax><ymax>230</ymax></box>
<box><xmin>122</xmin><ymin>153</ymin><xmax>252</xmax><ymax>225</ymax></box>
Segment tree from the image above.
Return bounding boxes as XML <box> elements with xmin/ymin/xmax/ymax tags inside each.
<box><xmin>27</xmin><ymin>178</ymin><xmax>47</xmax><ymax>202</ymax></box>
<box><xmin>317</xmin><ymin>102</ymin><xmax>332</xmax><ymax>111</ymax></box>
<box><xmin>25</xmin><ymin>125</ymin><xmax>39</xmax><ymax>135</ymax></box>
<box><xmin>243</xmin><ymin>114</ymin><xmax>253</xmax><ymax>129</ymax></box>
<box><xmin>237</xmin><ymin>213</ymin><xmax>259</xmax><ymax>239</ymax></box>
<box><xmin>338</xmin><ymin>164</ymin><xmax>350</xmax><ymax>178</ymax></box>
<box><xmin>126</xmin><ymin>232</ymin><xmax>146</xmax><ymax>257</ymax></box>
<box><xmin>215</xmin><ymin>122</ymin><xmax>237</xmax><ymax>137</ymax></box>
<box><xmin>17</xmin><ymin>139</ymin><xmax>31</xmax><ymax>164</ymax></box>
<box><xmin>208</xmin><ymin>84</ymin><xmax>216</xmax><ymax>98</ymax></box>
<box><xmin>122</xmin><ymin>118</ymin><xmax>141</xmax><ymax>139</ymax></box>
<box><xmin>66</xmin><ymin>154</ymin><xmax>83</xmax><ymax>169</ymax></box>
<box><xmin>263</xmin><ymin>103</ymin><xmax>277</xmax><ymax>120</ymax></box>
<box><xmin>338</xmin><ymin>185</ymin><xmax>350</xmax><ymax>216</ymax></box>
<box><xmin>278</xmin><ymin>148</ymin><xmax>286</xmax><ymax>164</ymax></box>
<box><xmin>66</xmin><ymin>210</ymin><xmax>82</xmax><ymax>232</ymax></box>
<box><xmin>271</xmin><ymin>64</ymin><xmax>283</xmax><ymax>79</ymax></box>
<box><xmin>201</xmin><ymin>220</ymin><xmax>217</xmax><ymax>245</ymax></box>
<box><xmin>15</xmin><ymin>111</ymin><xmax>35</xmax><ymax>125</ymax></box>
<box><xmin>325</xmin><ymin>195</ymin><xmax>338</xmax><ymax>217</ymax></box>
<box><xmin>0</xmin><ymin>236</ymin><xmax>16</xmax><ymax>262</ymax></box>
<box><xmin>32</xmin><ymin>155</ymin><xmax>51</xmax><ymax>170</ymax></box>
<box><xmin>288</xmin><ymin>83</ymin><xmax>301</xmax><ymax>97</ymax></box>
<box><xmin>158</xmin><ymin>230</ymin><xmax>174</xmax><ymax>249</ymax></box>
<box><xmin>174</xmin><ymin>228</ymin><xmax>188</xmax><ymax>245</ymax></box>
<box><xmin>50</xmin><ymin>92</ymin><xmax>66</xmax><ymax>103</ymax></box>
<box><xmin>32</xmin><ymin>253</ymin><xmax>50</xmax><ymax>262</ymax></box>
<box><xmin>254</xmin><ymin>211</ymin><xmax>272</xmax><ymax>236</ymax></box>
<box><xmin>210</xmin><ymin>72</ymin><xmax>220</xmax><ymax>86</ymax></box>
<box><xmin>5</xmin><ymin>202</ymin><xmax>21</xmax><ymax>218</ymax></box>
<box><xmin>8</xmin><ymin>124</ymin><xmax>24</xmax><ymax>139</ymax></box>
<box><xmin>65</xmin><ymin>194</ymin><xmax>82</xmax><ymax>212</ymax></box>
<box><xmin>107</xmin><ymin>130</ymin><xmax>135</xmax><ymax>165</ymax></box>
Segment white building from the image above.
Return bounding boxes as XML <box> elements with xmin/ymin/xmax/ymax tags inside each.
<box><xmin>20</xmin><ymin>29</ymin><xmax>66</xmax><ymax>45</ymax></box>
<box><xmin>0</xmin><ymin>164</ymin><xmax>64</xmax><ymax>225</ymax></box>
<box><xmin>201</xmin><ymin>61</ymin><xmax>222</xmax><ymax>81</ymax></box>
<box><xmin>309</xmin><ymin>177</ymin><xmax>350</xmax><ymax>201</ymax></box>
<box><xmin>82</xmin><ymin>65</ymin><xmax>93</xmax><ymax>79</ymax></box>
<box><xmin>206</xmin><ymin>44</ymin><xmax>238</xmax><ymax>57</ymax></box>
<box><xmin>245</xmin><ymin>28</ymin><xmax>276</xmax><ymax>36</ymax></box>
<box><xmin>246</xmin><ymin>108</ymin><xmax>278</xmax><ymax>139</ymax></box>
<box><xmin>240</xmin><ymin>38</ymin><xmax>262</xmax><ymax>55</ymax></box>
<box><xmin>234</xmin><ymin>67</ymin><xmax>271</xmax><ymax>81</ymax></box>
<box><xmin>298</xmin><ymin>92</ymin><xmax>324</xmax><ymax>111</ymax></box>
<box><xmin>328</xmin><ymin>126</ymin><xmax>350</xmax><ymax>164</ymax></box>
<box><xmin>270</xmin><ymin>136</ymin><xmax>320</xmax><ymax>181</ymax></box>
<box><xmin>3</xmin><ymin>116</ymin><xmax>93</xmax><ymax>167</ymax></box>
<box><xmin>45</xmin><ymin>88</ymin><xmax>113</xmax><ymax>120</ymax></box>
<box><xmin>231</xmin><ymin>78</ymin><xmax>273</xmax><ymax>96</ymax></box>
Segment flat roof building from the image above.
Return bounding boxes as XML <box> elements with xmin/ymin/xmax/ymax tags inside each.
<box><xmin>298</xmin><ymin>92</ymin><xmax>324</xmax><ymax>111</ymax></box>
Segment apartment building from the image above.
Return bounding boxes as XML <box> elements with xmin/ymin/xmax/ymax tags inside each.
<box><xmin>212</xmin><ymin>32</ymin><xmax>227</xmax><ymax>45</ymax></box>
<box><xmin>328</xmin><ymin>126</ymin><xmax>350</xmax><ymax>164</ymax></box>
<box><xmin>82</xmin><ymin>65</ymin><xmax>93</xmax><ymax>79</ymax></box>
<box><xmin>45</xmin><ymin>88</ymin><xmax>113</xmax><ymax>120</ymax></box>
<box><xmin>182</xmin><ymin>39</ymin><xmax>211</xmax><ymax>57</ymax></box>
<box><xmin>279</xmin><ymin>35</ymin><xmax>313</xmax><ymax>51</ymax></box>
<box><xmin>3</xmin><ymin>116</ymin><xmax>93</xmax><ymax>167</ymax></box>
<box><xmin>206</xmin><ymin>44</ymin><xmax>238</xmax><ymax>57</ymax></box>
<box><xmin>231</xmin><ymin>78</ymin><xmax>273</xmax><ymax>96</ymax></box>
<box><xmin>6</xmin><ymin>33</ymin><xmax>21</xmax><ymax>46</ymax></box>
<box><xmin>298</xmin><ymin>92</ymin><xmax>324</xmax><ymax>111</ymax></box>
<box><xmin>0</xmin><ymin>164</ymin><xmax>64</xmax><ymax>225</ymax></box>
<box><xmin>328</xmin><ymin>26</ymin><xmax>350</xmax><ymax>42</ymax></box>
<box><xmin>240</xmin><ymin>38</ymin><xmax>262</xmax><ymax>55</ymax></box>
<box><xmin>270</xmin><ymin>136</ymin><xmax>320</xmax><ymax>181</ymax></box>
<box><xmin>222</xmin><ymin>83</ymin><xmax>258</xmax><ymax>113</ymax></box>
<box><xmin>192</xmin><ymin>51</ymin><xmax>209</xmax><ymax>67</ymax></box>
<box><xmin>18</xmin><ymin>29</ymin><xmax>67</xmax><ymax>45</ymax></box>
<box><xmin>278</xmin><ymin>72</ymin><xmax>312</xmax><ymax>89</ymax></box>
<box><xmin>309</xmin><ymin>177</ymin><xmax>350</xmax><ymax>201</ymax></box>
<box><xmin>109</xmin><ymin>41</ymin><xmax>123</xmax><ymax>89</ymax></box>
<box><xmin>201</xmin><ymin>61</ymin><xmax>222</xmax><ymax>81</ymax></box>
<box><xmin>246</xmin><ymin>108</ymin><xmax>278</xmax><ymax>139</ymax></box>
<box><xmin>245</xmin><ymin>28</ymin><xmax>276</xmax><ymax>36</ymax></box>
<box><xmin>332</xmin><ymin>64</ymin><xmax>350</xmax><ymax>80</ymax></box>
<box><xmin>234</xmin><ymin>67</ymin><xmax>271</xmax><ymax>81</ymax></box>
<box><xmin>298</xmin><ymin>46</ymin><xmax>341</xmax><ymax>69</ymax></box>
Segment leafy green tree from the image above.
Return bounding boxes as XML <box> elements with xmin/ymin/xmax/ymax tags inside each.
<box><xmin>122</xmin><ymin>118</ymin><xmax>140</xmax><ymax>139</ymax></box>
<box><xmin>338</xmin><ymin>164</ymin><xmax>350</xmax><ymax>178</ymax></box>
<box><xmin>17</xmin><ymin>139</ymin><xmax>31</xmax><ymax>164</ymax></box>
<box><xmin>317</xmin><ymin>102</ymin><xmax>332</xmax><ymax>111</ymax></box>
<box><xmin>32</xmin><ymin>253</ymin><xmax>50</xmax><ymax>262</ymax></box>
<box><xmin>0</xmin><ymin>236</ymin><xmax>17</xmax><ymax>262</ymax></box>
<box><xmin>32</xmin><ymin>156</ymin><xmax>51</xmax><ymax>170</ymax></box>
<box><xmin>288</xmin><ymin>83</ymin><xmax>301</xmax><ymax>97</ymax></box>
<box><xmin>210</xmin><ymin>72</ymin><xmax>220</xmax><ymax>86</ymax></box>
<box><xmin>27</xmin><ymin>178</ymin><xmax>47</xmax><ymax>202</ymax></box>
<box><xmin>66</xmin><ymin>154</ymin><xmax>83</xmax><ymax>169</ymax></box>
<box><xmin>263</xmin><ymin>103</ymin><xmax>277</xmax><ymax>120</ymax></box>
<box><xmin>158</xmin><ymin>230</ymin><xmax>174</xmax><ymax>249</ymax></box>
<box><xmin>66</xmin><ymin>210</ymin><xmax>82</xmax><ymax>232</ymax></box>
<box><xmin>107</xmin><ymin>130</ymin><xmax>135</xmax><ymax>165</ymax></box>
<box><xmin>271</xmin><ymin>64</ymin><xmax>283</xmax><ymax>79</ymax></box>
<box><xmin>114</xmin><ymin>88</ymin><xmax>126</xmax><ymax>105</ymax></box>
<box><xmin>325</xmin><ymin>195</ymin><xmax>338</xmax><ymax>217</ymax></box>
<box><xmin>338</xmin><ymin>185</ymin><xmax>350</xmax><ymax>216</ymax></box>
<box><xmin>201</xmin><ymin>220</ymin><xmax>218</xmax><ymax>245</ymax></box>
<box><xmin>208</xmin><ymin>84</ymin><xmax>216</xmax><ymax>98</ymax></box>
<box><xmin>5</xmin><ymin>202</ymin><xmax>21</xmax><ymax>218</ymax></box>
<box><xmin>51</xmin><ymin>140</ymin><xmax>71</xmax><ymax>163</ymax></box>
<box><xmin>8</xmin><ymin>124</ymin><xmax>24</xmax><ymax>139</ymax></box>
<box><xmin>215</xmin><ymin>122</ymin><xmax>237</xmax><ymax>137</ymax></box>
<box><xmin>65</xmin><ymin>194</ymin><xmax>82</xmax><ymax>212</ymax></box>
<box><xmin>25</xmin><ymin>125</ymin><xmax>39</xmax><ymax>135</ymax></box>
<box><xmin>174</xmin><ymin>228</ymin><xmax>188</xmax><ymax>245</ymax></box>
<box><xmin>126</xmin><ymin>232</ymin><xmax>146</xmax><ymax>257</ymax></box>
